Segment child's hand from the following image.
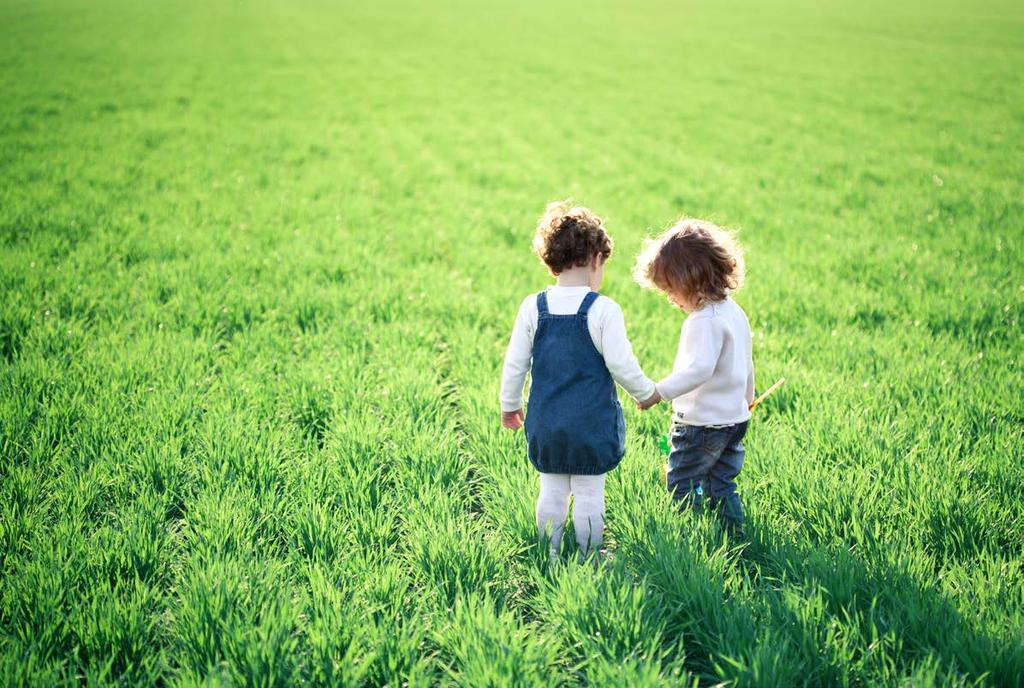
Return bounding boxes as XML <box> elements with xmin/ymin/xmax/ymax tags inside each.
<box><xmin>636</xmin><ymin>390</ymin><xmax>662</xmax><ymax>411</ymax></box>
<box><xmin>501</xmin><ymin>409</ymin><xmax>525</xmax><ymax>430</ymax></box>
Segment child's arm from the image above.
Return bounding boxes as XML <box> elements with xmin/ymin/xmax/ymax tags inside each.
<box><xmin>599</xmin><ymin>301</ymin><xmax>658</xmax><ymax>404</ymax></box>
<box><xmin>655</xmin><ymin>315</ymin><xmax>723</xmax><ymax>401</ymax></box>
<box><xmin>745</xmin><ymin>362</ymin><xmax>755</xmax><ymax>407</ymax></box>
<box><xmin>499</xmin><ymin>298</ymin><xmax>534</xmax><ymax>429</ymax></box>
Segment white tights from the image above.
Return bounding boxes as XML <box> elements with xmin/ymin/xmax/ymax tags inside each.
<box><xmin>536</xmin><ymin>473</ymin><xmax>606</xmax><ymax>557</ymax></box>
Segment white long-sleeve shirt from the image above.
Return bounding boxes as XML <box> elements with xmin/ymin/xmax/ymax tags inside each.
<box><xmin>500</xmin><ymin>285</ymin><xmax>656</xmax><ymax>412</ymax></box>
<box><xmin>656</xmin><ymin>297</ymin><xmax>755</xmax><ymax>426</ymax></box>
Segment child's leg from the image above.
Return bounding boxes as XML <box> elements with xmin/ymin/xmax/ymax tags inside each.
<box><xmin>705</xmin><ymin>422</ymin><xmax>749</xmax><ymax>535</ymax></box>
<box><xmin>569</xmin><ymin>474</ymin><xmax>606</xmax><ymax>557</ymax></box>
<box><xmin>536</xmin><ymin>473</ymin><xmax>572</xmax><ymax>555</ymax></box>
<box><xmin>667</xmin><ymin>425</ymin><xmax>718</xmax><ymax>510</ymax></box>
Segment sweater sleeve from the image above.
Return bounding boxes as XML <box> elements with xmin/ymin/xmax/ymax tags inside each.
<box><xmin>599</xmin><ymin>300</ymin><xmax>657</xmax><ymax>402</ymax></box>
<box><xmin>745</xmin><ymin>360</ymin><xmax>755</xmax><ymax>406</ymax></box>
<box><xmin>655</xmin><ymin>315</ymin><xmax>723</xmax><ymax>401</ymax></box>
<box><xmin>499</xmin><ymin>297</ymin><xmax>535</xmax><ymax>412</ymax></box>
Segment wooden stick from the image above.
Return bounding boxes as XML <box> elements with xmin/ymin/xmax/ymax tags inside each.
<box><xmin>748</xmin><ymin>377</ymin><xmax>785</xmax><ymax>411</ymax></box>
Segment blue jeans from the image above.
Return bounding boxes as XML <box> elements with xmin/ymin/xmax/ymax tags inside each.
<box><xmin>667</xmin><ymin>420</ymin><xmax>748</xmax><ymax>504</ymax></box>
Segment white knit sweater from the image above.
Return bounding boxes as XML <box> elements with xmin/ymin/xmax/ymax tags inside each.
<box><xmin>655</xmin><ymin>297</ymin><xmax>755</xmax><ymax>426</ymax></box>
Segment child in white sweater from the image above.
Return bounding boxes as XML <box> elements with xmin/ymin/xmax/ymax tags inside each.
<box><xmin>634</xmin><ymin>219</ymin><xmax>754</xmax><ymax>536</ymax></box>
<box><xmin>501</xmin><ymin>202</ymin><xmax>659</xmax><ymax>560</ymax></box>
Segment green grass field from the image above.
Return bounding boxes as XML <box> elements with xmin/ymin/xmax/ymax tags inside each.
<box><xmin>2</xmin><ymin>0</ymin><xmax>1023</xmax><ymax>685</ymax></box>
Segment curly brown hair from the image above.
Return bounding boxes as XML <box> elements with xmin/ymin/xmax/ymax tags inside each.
<box><xmin>532</xmin><ymin>201</ymin><xmax>613</xmax><ymax>274</ymax></box>
<box><xmin>633</xmin><ymin>219</ymin><xmax>745</xmax><ymax>308</ymax></box>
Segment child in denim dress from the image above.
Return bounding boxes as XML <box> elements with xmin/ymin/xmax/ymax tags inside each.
<box><xmin>634</xmin><ymin>219</ymin><xmax>754</xmax><ymax>535</ymax></box>
<box><xmin>500</xmin><ymin>202</ymin><xmax>660</xmax><ymax>561</ymax></box>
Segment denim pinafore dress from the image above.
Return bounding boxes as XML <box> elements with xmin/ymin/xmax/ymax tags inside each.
<box><xmin>524</xmin><ymin>290</ymin><xmax>626</xmax><ymax>475</ymax></box>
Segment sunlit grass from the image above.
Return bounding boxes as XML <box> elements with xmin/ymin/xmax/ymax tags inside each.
<box><xmin>1</xmin><ymin>0</ymin><xmax>1022</xmax><ymax>684</ymax></box>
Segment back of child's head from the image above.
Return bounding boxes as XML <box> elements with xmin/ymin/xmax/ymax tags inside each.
<box><xmin>634</xmin><ymin>218</ymin><xmax>744</xmax><ymax>307</ymax></box>
<box><xmin>533</xmin><ymin>201</ymin><xmax>613</xmax><ymax>274</ymax></box>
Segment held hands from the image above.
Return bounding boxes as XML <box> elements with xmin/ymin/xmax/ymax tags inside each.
<box><xmin>636</xmin><ymin>389</ymin><xmax>662</xmax><ymax>411</ymax></box>
<box><xmin>501</xmin><ymin>408</ymin><xmax>525</xmax><ymax>430</ymax></box>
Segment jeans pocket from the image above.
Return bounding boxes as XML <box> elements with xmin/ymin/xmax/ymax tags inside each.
<box><xmin>701</xmin><ymin>426</ymin><xmax>732</xmax><ymax>453</ymax></box>
<box><xmin>671</xmin><ymin>424</ymin><xmax>702</xmax><ymax>450</ymax></box>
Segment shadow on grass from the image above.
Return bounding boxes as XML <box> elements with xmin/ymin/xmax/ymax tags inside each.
<box><xmin>739</xmin><ymin>517</ymin><xmax>1021</xmax><ymax>686</ymax></box>
<box><xmin>625</xmin><ymin>500</ymin><xmax>1022</xmax><ymax>686</ymax></box>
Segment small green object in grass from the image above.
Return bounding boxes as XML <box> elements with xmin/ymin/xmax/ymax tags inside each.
<box><xmin>658</xmin><ymin>432</ymin><xmax>671</xmax><ymax>457</ymax></box>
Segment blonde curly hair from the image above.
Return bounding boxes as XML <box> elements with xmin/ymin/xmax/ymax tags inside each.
<box><xmin>634</xmin><ymin>219</ymin><xmax>745</xmax><ymax>308</ymax></box>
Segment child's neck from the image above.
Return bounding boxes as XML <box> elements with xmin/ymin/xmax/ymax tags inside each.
<box><xmin>555</xmin><ymin>266</ymin><xmax>592</xmax><ymax>289</ymax></box>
